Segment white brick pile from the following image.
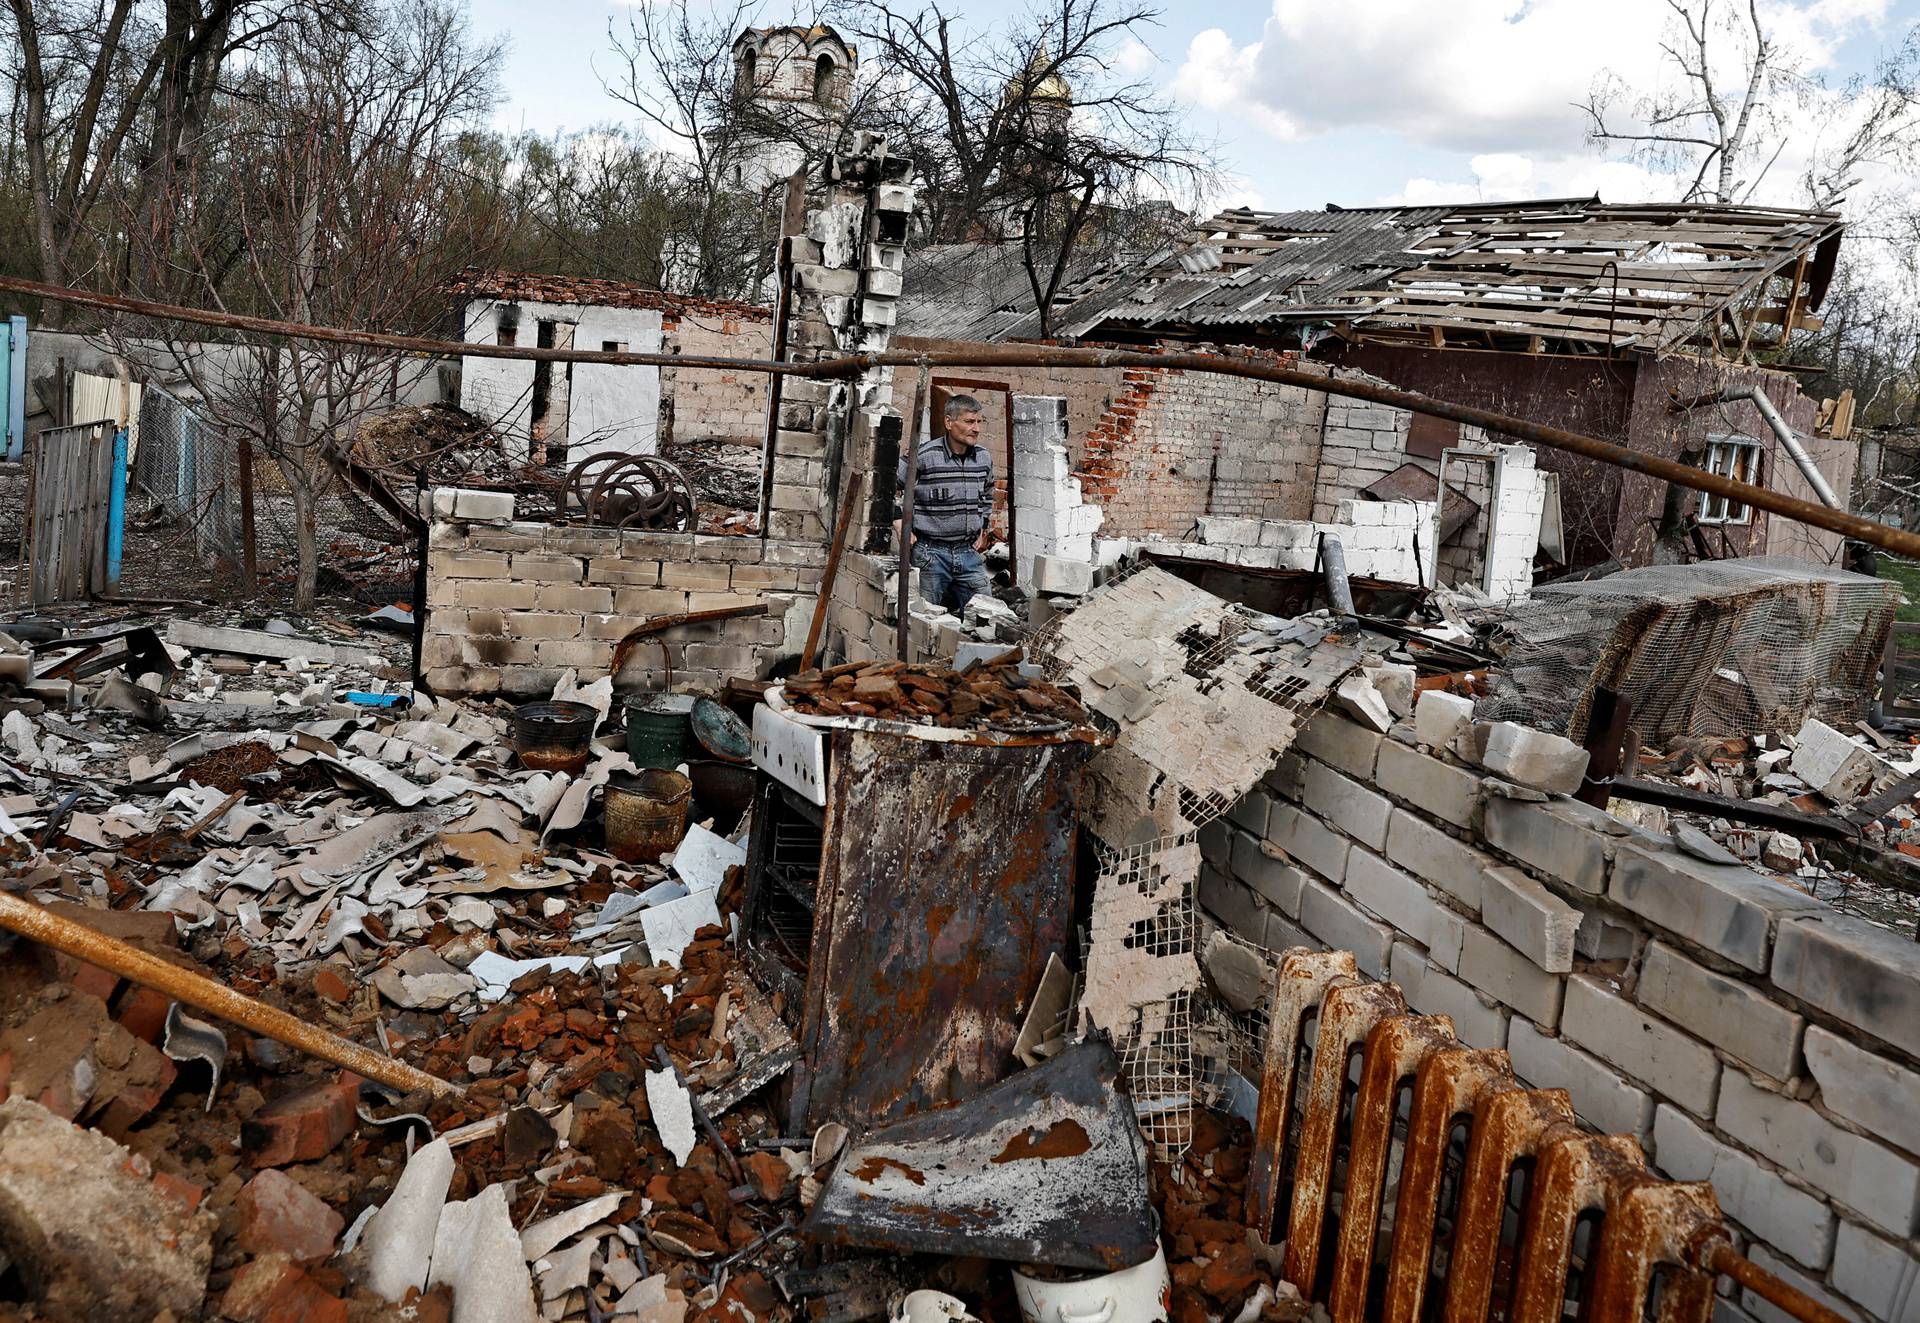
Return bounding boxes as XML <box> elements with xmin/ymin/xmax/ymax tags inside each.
<box><xmin>822</xmin><ymin>550</ymin><xmax>975</xmax><ymax>666</ymax></box>
<box><xmin>1196</xmin><ymin>695</ymin><xmax>1920</xmax><ymax>1317</ymax></box>
<box><xmin>1012</xmin><ymin>408</ymin><xmax>1103</xmax><ymax>586</ymax></box>
<box><xmin>1182</xmin><ymin>498</ymin><xmax>1435</xmax><ymax>585</ymax></box>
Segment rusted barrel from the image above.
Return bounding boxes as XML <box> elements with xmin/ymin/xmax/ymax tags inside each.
<box><xmin>511</xmin><ymin>700</ymin><xmax>598</xmax><ymax>775</ymax></box>
<box><xmin>604</xmin><ymin>769</ymin><xmax>692</xmax><ymax>863</ymax></box>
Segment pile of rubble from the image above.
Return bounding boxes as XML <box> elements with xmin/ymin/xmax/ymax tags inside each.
<box><xmin>0</xmin><ymin>597</ymin><xmax>1309</xmax><ymax>1323</ymax></box>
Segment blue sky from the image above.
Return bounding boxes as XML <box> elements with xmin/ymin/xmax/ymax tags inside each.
<box><xmin>467</xmin><ymin>0</ymin><xmax>1920</xmax><ymax>217</ymax></box>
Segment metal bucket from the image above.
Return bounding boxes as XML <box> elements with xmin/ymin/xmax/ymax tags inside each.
<box><xmin>625</xmin><ymin>693</ymin><xmax>697</xmax><ymax>769</ymax></box>
<box><xmin>687</xmin><ymin>758</ymin><xmax>756</xmax><ymax>834</ymax></box>
<box><xmin>511</xmin><ymin>700</ymin><xmax>598</xmax><ymax>775</ymax></box>
<box><xmin>1012</xmin><ymin>1245</ymin><xmax>1170</xmax><ymax>1323</ymax></box>
<box><xmin>604</xmin><ymin>769</ymin><xmax>692</xmax><ymax>863</ymax></box>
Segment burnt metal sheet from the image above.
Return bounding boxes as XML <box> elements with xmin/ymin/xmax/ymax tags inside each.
<box><xmin>697</xmin><ymin>971</ymin><xmax>800</xmax><ymax>1117</ymax></box>
<box><xmin>801</xmin><ymin>1039</ymin><xmax>1156</xmax><ymax>1270</ymax></box>
<box><xmin>795</xmin><ymin>726</ymin><xmax>1093</xmax><ymax>1131</ymax></box>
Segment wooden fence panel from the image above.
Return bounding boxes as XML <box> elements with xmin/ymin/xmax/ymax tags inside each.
<box><xmin>29</xmin><ymin>419</ymin><xmax>115</xmax><ymax>606</ymax></box>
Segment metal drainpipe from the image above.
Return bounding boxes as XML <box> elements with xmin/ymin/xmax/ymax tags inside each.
<box><xmin>1715</xmin><ymin>386</ymin><xmax>1843</xmax><ymax>510</ymax></box>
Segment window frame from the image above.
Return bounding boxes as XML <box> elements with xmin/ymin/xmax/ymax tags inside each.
<box><xmin>1698</xmin><ymin>435</ymin><xmax>1763</xmax><ymax>526</ymax></box>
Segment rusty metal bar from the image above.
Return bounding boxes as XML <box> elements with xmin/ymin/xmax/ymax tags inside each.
<box><xmin>1506</xmin><ymin>1131</ymin><xmax>1643</xmax><ymax>1323</ymax></box>
<box><xmin>1328</xmin><ymin>1015</ymin><xmax>1457</xmax><ymax>1323</ymax></box>
<box><xmin>1442</xmin><ymin>1085</ymin><xmax>1576</xmax><ymax>1323</ymax></box>
<box><xmin>0</xmin><ymin>891</ymin><xmax>460</xmax><ymax>1098</ymax></box>
<box><xmin>1704</xmin><ymin>1242</ymin><xmax>1854</xmax><ymax>1323</ymax></box>
<box><xmin>802</xmin><ymin>469</ymin><xmax>864</xmax><ymax>672</ymax></box>
<box><xmin>8</xmin><ymin>275</ymin><xmax>1919</xmax><ymax>559</ymax></box>
<box><xmin>609</xmin><ymin>603</ymin><xmax>771</xmax><ymax>678</ymax></box>
<box><xmin>1246</xmin><ymin>950</ymin><xmax>1360</xmax><ymax>1242</ymax></box>
<box><xmin>1283</xmin><ymin>980</ymin><xmax>1405</xmax><ymax>1292</ymax></box>
<box><xmin>896</xmin><ymin>365</ymin><xmax>929</xmax><ymax>662</ymax></box>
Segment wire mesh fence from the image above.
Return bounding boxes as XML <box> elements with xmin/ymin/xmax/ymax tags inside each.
<box><xmin>129</xmin><ymin>389</ymin><xmax>417</xmax><ymax>605</ymax></box>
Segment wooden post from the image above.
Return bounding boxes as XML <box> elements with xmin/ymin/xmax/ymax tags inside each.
<box><xmin>238</xmin><ymin>431</ymin><xmax>258</xmax><ymax>592</ymax></box>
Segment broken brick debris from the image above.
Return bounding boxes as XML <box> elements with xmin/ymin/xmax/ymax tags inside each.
<box><xmin>235</xmin><ymin>1168</ymin><xmax>347</xmax><ymax>1264</ymax></box>
<box><xmin>0</xmin><ymin>1096</ymin><xmax>214</xmax><ymax>1319</ymax></box>
<box><xmin>781</xmin><ymin>652</ymin><xmax>1090</xmax><ymax>731</ymax></box>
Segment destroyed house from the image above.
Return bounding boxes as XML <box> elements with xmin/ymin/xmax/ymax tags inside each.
<box><xmin>6</xmin><ymin>131</ymin><xmax>1920</xmax><ymax>1323</ymax></box>
<box><xmin>897</xmin><ymin>198</ymin><xmax>1857</xmax><ymax>575</ymax></box>
<box><xmin>450</xmin><ymin>271</ymin><xmax>774</xmax><ymax>467</ymax></box>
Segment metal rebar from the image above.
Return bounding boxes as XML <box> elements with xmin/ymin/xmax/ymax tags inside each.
<box><xmin>1706</xmin><ymin>1242</ymin><xmax>1854</xmax><ymax>1323</ymax></box>
<box><xmin>0</xmin><ymin>890</ymin><xmax>461</xmax><ymax>1098</ymax></box>
<box><xmin>7</xmin><ymin>274</ymin><xmax>1919</xmax><ymax>560</ymax></box>
<box><xmin>896</xmin><ymin>365</ymin><xmax>930</xmax><ymax>662</ymax></box>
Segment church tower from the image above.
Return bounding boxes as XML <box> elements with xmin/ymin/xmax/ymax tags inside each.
<box><xmin>726</xmin><ymin>24</ymin><xmax>857</xmax><ymax>193</ymax></box>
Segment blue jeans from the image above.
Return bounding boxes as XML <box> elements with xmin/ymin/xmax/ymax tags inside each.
<box><xmin>912</xmin><ymin>541</ymin><xmax>990</xmax><ymax>615</ymax></box>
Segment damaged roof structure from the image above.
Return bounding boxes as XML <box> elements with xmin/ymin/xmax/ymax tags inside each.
<box><xmin>905</xmin><ymin>198</ymin><xmax>1843</xmax><ymax>354</ymax></box>
<box><xmin>897</xmin><ymin>198</ymin><xmax>1858</xmax><ymax>574</ymax></box>
<box><xmin>1</xmin><ymin>133</ymin><xmax>1918</xmax><ymax>1323</ymax></box>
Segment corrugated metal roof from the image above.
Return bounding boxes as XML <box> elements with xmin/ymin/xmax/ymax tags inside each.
<box><xmin>900</xmin><ymin>198</ymin><xmax>1844</xmax><ymax>352</ymax></box>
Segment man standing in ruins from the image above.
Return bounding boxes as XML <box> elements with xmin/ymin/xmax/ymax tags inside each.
<box><xmin>896</xmin><ymin>394</ymin><xmax>994</xmax><ymax>614</ymax></box>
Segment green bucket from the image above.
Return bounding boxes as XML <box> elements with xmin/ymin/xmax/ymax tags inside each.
<box><xmin>625</xmin><ymin>693</ymin><xmax>697</xmax><ymax>769</ymax></box>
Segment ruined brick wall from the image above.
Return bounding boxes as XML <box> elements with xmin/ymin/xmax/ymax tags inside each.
<box><xmin>421</xmin><ymin>519</ymin><xmax>822</xmax><ymax>696</ymax></box>
<box><xmin>1077</xmin><ymin>363</ymin><xmax>1326</xmax><ymax>539</ymax></box>
<box><xmin>419</xmin><ymin>139</ymin><xmax>920</xmax><ymax>698</ymax></box>
<box><xmin>823</xmin><ymin>550</ymin><xmax>962</xmax><ymax>666</ymax></box>
<box><xmin>892</xmin><ymin>335</ymin><xmax>1126</xmax><ymax>470</ymax></box>
<box><xmin>1201</xmin><ymin>710</ymin><xmax>1920</xmax><ymax>1317</ymax></box>
<box><xmin>1629</xmin><ymin>355</ymin><xmax>1856</xmax><ymax>568</ymax></box>
<box><xmin>662</xmin><ymin>310</ymin><xmax>774</xmax><ymax>445</ymax></box>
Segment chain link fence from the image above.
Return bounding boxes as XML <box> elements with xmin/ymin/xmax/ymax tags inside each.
<box><xmin>129</xmin><ymin>388</ymin><xmax>417</xmax><ymax>605</ymax></box>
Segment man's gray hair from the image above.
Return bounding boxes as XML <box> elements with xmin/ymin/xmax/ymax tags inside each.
<box><xmin>944</xmin><ymin>393</ymin><xmax>984</xmax><ymax>419</ymax></box>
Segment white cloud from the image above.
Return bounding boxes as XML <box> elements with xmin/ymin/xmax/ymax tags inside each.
<box><xmin>1173</xmin><ymin>0</ymin><xmax>1912</xmax><ymax>213</ymax></box>
<box><xmin>1174</xmin><ymin>0</ymin><xmax>1680</xmax><ymax>154</ymax></box>
<box><xmin>1111</xmin><ymin>35</ymin><xmax>1157</xmax><ymax>79</ymax></box>
<box><xmin>1171</xmin><ymin>28</ymin><xmax>1297</xmax><ymax>140</ymax></box>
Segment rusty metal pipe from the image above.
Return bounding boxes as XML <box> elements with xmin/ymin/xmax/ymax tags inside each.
<box><xmin>1704</xmin><ymin>1243</ymin><xmax>1854</xmax><ymax>1323</ymax></box>
<box><xmin>0</xmin><ymin>891</ymin><xmax>461</xmax><ymax>1098</ymax></box>
<box><xmin>803</xmin><ymin>469</ymin><xmax>865</xmax><ymax>671</ymax></box>
<box><xmin>9</xmin><ymin>275</ymin><xmax>1919</xmax><ymax>560</ymax></box>
<box><xmin>897</xmin><ymin>365</ymin><xmax>930</xmax><ymax>662</ymax></box>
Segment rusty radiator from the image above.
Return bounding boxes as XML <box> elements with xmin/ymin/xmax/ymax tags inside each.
<box><xmin>1239</xmin><ymin>950</ymin><xmax>1848</xmax><ymax>1323</ymax></box>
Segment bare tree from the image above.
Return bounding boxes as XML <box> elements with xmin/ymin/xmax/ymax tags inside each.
<box><xmin>602</xmin><ymin>3</ymin><xmax>875</xmax><ymax>300</ymax></box>
<box><xmin>118</xmin><ymin>0</ymin><xmax>509</xmax><ymax>607</ymax></box>
<box><xmin>506</xmin><ymin>127</ymin><xmax>681</xmax><ymax>283</ymax></box>
<box><xmin>1583</xmin><ymin>0</ymin><xmax>1919</xmax><ymax>208</ymax></box>
<box><xmin>1</xmin><ymin>0</ymin><xmax>320</xmax><ymax>321</ymax></box>
<box><xmin>846</xmin><ymin>0</ymin><xmax>1215</xmax><ymax>336</ymax></box>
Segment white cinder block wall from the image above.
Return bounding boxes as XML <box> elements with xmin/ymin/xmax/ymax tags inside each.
<box><xmin>460</xmin><ymin>299</ymin><xmax>666</xmax><ymax>462</ymax></box>
<box><xmin>1199</xmin><ymin>709</ymin><xmax>1920</xmax><ymax>1323</ymax></box>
